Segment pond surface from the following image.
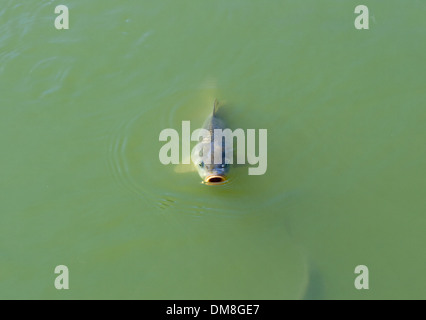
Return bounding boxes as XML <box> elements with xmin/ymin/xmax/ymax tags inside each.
<box><xmin>1</xmin><ymin>0</ymin><xmax>425</xmax><ymax>299</ymax></box>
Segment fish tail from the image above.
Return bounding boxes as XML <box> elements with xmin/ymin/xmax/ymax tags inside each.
<box><xmin>213</xmin><ymin>99</ymin><xmax>219</xmax><ymax>115</ymax></box>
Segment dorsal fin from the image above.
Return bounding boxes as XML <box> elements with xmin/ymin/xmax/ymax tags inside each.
<box><xmin>213</xmin><ymin>99</ymin><xmax>219</xmax><ymax>115</ymax></box>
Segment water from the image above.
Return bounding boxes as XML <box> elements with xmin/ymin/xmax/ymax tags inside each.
<box><xmin>1</xmin><ymin>0</ymin><xmax>425</xmax><ymax>299</ymax></box>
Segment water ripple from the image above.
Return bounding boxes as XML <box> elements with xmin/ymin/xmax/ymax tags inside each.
<box><xmin>107</xmin><ymin>91</ymin><xmax>295</xmax><ymax>218</ymax></box>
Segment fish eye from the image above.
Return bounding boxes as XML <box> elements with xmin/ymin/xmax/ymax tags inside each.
<box><xmin>199</xmin><ymin>162</ymin><xmax>204</xmax><ymax>168</ymax></box>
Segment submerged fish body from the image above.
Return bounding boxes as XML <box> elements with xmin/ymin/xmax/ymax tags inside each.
<box><xmin>193</xmin><ymin>100</ymin><xmax>232</xmax><ymax>184</ymax></box>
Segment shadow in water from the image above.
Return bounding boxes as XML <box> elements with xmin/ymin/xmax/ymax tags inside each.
<box><xmin>303</xmin><ymin>264</ymin><xmax>324</xmax><ymax>300</ymax></box>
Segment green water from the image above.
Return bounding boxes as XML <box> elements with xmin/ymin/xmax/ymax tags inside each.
<box><xmin>1</xmin><ymin>0</ymin><xmax>425</xmax><ymax>300</ymax></box>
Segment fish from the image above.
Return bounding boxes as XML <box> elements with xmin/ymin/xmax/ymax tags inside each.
<box><xmin>192</xmin><ymin>99</ymin><xmax>232</xmax><ymax>185</ymax></box>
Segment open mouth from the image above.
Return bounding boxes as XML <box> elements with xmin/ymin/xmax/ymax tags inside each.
<box><xmin>205</xmin><ymin>175</ymin><xmax>227</xmax><ymax>184</ymax></box>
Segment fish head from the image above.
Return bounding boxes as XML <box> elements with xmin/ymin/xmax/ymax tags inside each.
<box><xmin>196</xmin><ymin>161</ymin><xmax>230</xmax><ymax>185</ymax></box>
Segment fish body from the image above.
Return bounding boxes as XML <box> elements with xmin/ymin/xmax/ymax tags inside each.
<box><xmin>193</xmin><ymin>100</ymin><xmax>232</xmax><ymax>184</ymax></box>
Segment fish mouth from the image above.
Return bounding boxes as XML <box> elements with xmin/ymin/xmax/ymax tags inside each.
<box><xmin>204</xmin><ymin>175</ymin><xmax>227</xmax><ymax>185</ymax></box>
